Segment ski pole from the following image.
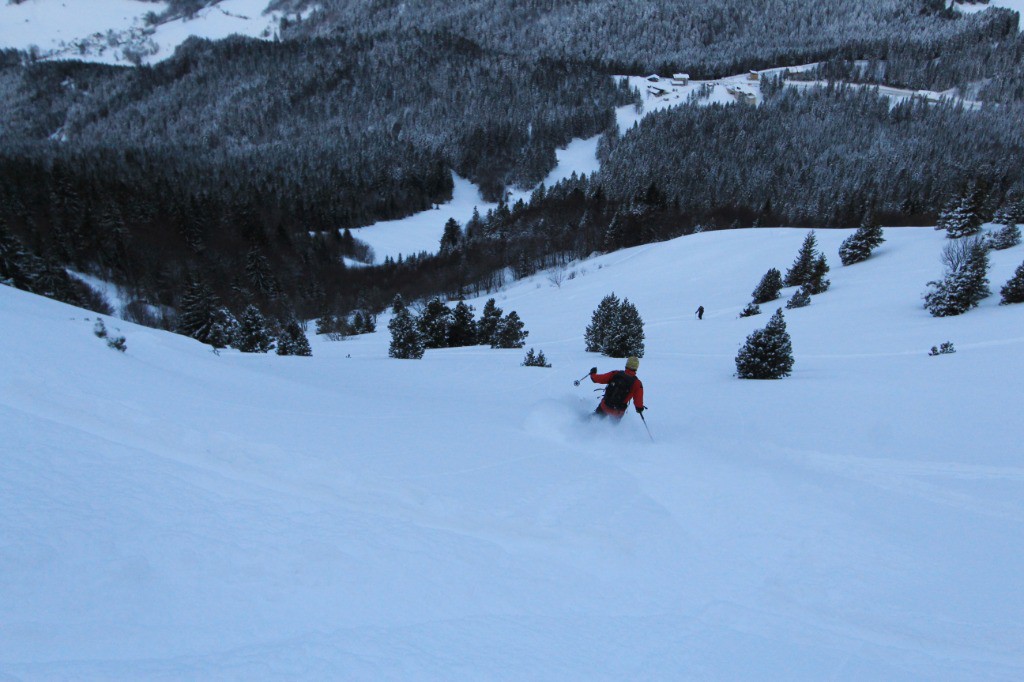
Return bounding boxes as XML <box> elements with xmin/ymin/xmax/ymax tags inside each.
<box><xmin>639</xmin><ymin>410</ymin><xmax>654</xmax><ymax>443</ymax></box>
<box><xmin>573</xmin><ymin>372</ymin><xmax>590</xmax><ymax>387</ymax></box>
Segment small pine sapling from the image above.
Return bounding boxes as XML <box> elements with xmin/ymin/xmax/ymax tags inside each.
<box><xmin>738</xmin><ymin>302</ymin><xmax>761</xmax><ymax>318</ymax></box>
<box><xmin>522</xmin><ymin>348</ymin><xmax>552</xmax><ymax>367</ymax></box>
<box><xmin>928</xmin><ymin>342</ymin><xmax>956</xmax><ymax>356</ymax></box>
<box><xmin>785</xmin><ymin>286</ymin><xmax>811</xmax><ymax>309</ymax></box>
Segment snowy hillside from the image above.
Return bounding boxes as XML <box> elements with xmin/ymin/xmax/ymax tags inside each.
<box><xmin>0</xmin><ymin>0</ymin><xmax>312</xmax><ymax>65</ymax></box>
<box><xmin>3</xmin><ymin>226</ymin><xmax>1023</xmax><ymax>679</ymax></box>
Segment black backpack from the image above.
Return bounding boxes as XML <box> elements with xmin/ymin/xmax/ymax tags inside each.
<box><xmin>602</xmin><ymin>371</ymin><xmax>636</xmax><ymax>410</ymax></box>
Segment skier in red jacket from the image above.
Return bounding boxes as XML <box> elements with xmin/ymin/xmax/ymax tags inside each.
<box><xmin>589</xmin><ymin>356</ymin><xmax>645</xmax><ymax>420</ymax></box>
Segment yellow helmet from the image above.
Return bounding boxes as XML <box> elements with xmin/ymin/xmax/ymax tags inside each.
<box><xmin>625</xmin><ymin>356</ymin><xmax>640</xmax><ymax>371</ymax></box>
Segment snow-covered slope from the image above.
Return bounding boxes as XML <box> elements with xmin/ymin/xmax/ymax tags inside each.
<box><xmin>2</xmin><ymin>226</ymin><xmax>1023</xmax><ymax>679</ymax></box>
<box><xmin>0</xmin><ymin>0</ymin><xmax>313</xmax><ymax>65</ymax></box>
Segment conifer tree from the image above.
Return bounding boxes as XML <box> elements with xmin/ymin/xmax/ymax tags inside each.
<box><xmin>735</xmin><ymin>308</ymin><xmax>794</xmax><ymax>379</ymax></box>
<box><xmin>585</xmin><ymin>293</ymin><xmax>621</xmax><ymax>352</ymax></box>
<box><xmin>208</xmin><ymin>307</ymin><xmax>239</xmax><ymax>349</ymax></box>
<box><xmin>924</xmin><ymin>237</ymin><xmax>991</xmax><ymax>316</ymax></box>
<box><xmin>277</xmin><ymin>319</ymin><xmax>312</xmax><ymax>356</ymax></box>
<box><xmin>245</xmin><ymin>247</ymin><xmax>279</xmax><ymax>298</ymax></box>
<box><xmin>806</xmin><ymin>253</ymin><xmax>831</xmax><ymax>294</ymax></box>
<box><xmin>350</xmin><ymin>311</ymin><xmax>365</xmax><ymax>334</ymax></box>
<box><xmin>1000</xmin><ymin>261</ymin><xmax>1024</xmax><ymax>305</ymax></box>
<box><xmin>784</xmin><ymin>231</ymin><xmax>820</xmax><ymax>287</ymax></box>
<box><xmin>0</xmin><ymin>219</ymin><xmax>35</xmax><ymax>290</ymax></box>
<box><xmin>491</xmin><ymin>310</ymin><xmax>529</xmax><ymax>349</ymax></box>
<box><xmin>439</xmin><ymin>218</ymin><xmax>462</xmax><ymax>255</ymax></box>
<box><xmin>417</xmin><ymin>297</ymin><xmax>453</xmax><ymax>348</ymax></box>
<box><xmin>477</xmin><ymin>298</ymin><xmax>503</xmax><ymax>345</ymax></box>
<box><xmin>751</xmin><ymin>268</ymin><xmax>783</xmax><ymax>304</ymax></box>
<box><xmin>602</xmin><ymin>298</ymin><xmax>645</xmax><ymax>358</ymax></box>
<box><xmin>989</xmin><ymin>223</ymin><xmax>1021</xmax><ymax>251</ymax></box>
<box><xmin>234</xmin><ymin>304</ymin><xmax>275</xmax><ymax>353</ymax></box>
<box><xmin>937</xmin><ymin>189</ymin><xmax>985</xmax><ymax>239</ymax></box>
<box><xmin>447</xmin><ymin>300</ymin><xmax>478</xmax><ymax>347</ymax></box>
<box><xmin>177</xmin><ymin>276</ymin><xmax>221</xmax><ymax>345</ymax></box>
<box><xmin>522</xmin><ymin>348</ymin><xmax>551</xmax><ymax>367</ymax></box>
<box><xmin>738</xmin><ymin>302</ymin><xmax>761</xmax><ymax>318</ymax></box>
<box><xmin>839</xmin><ymin>219</ymin><xmax>886</xmax><ymax>266</ymax></box>
<box><xmin>388</xmin><ymin>295</ymin><xmax>424</xmax><ymax>359</ymax></box>
<box><xmin>786</xmin><ymin>286</ymin><xmax>811</xmax><ymax>309</ymax></box>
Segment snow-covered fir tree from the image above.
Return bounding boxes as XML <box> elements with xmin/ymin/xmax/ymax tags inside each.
<box><xmin>584</xmin><ymin>293</ymin><xmax>621</xmax><ymax>352</ymax></box>
<box><xmin>388</xmin><ymin>295</ymin><xmax>424</xmax><ymax>359</ymax></box>
<box><xmin>417</xmin><ymin>297</ymin><xmax>453</xmax><ymax>348</ymax></box>
<box><xmin>751</xmin><ymin>268</ymin><xmax>783</xmax><ymax>304</ymax></box>
<box><xmin>936</xmin><ymin>188</ymin><xmax>985</xmax><ymax>239</ymax></box>
<box><xmin>476</xmin><ymin>298</ymin><xmax>503</xmax><ymax>346</ymax></box>
<box><xmin>735</xmin><ymin>308</ymin><xmax>794</xmax><ymax>379</ymax></box>
<box><xmin>177</xmin><ymin>277</ymin><xmax>222</xmax><ymax>345</ymax></box>
<box><xmin>234</xmin><ymin>304</ymin><xmax>275</xmax><ymax>353</ymax></box>
<box><xmin>447</xmin><ymin>300</ymin><xmax>478</xmax><ymax>347</ymax></box>
<box><xmin>806</xmin><ymin>253</ymin><xmax>831</xmax><ymax>294</ymax></box>
<box><xmin>491</xmin><ymin>310</ymin><xmax>529</xmax><ymax>349</ymax></box>
<box><xmin>438</xmin><ymin>218</ymin><xmax>463</xmax><ymax>255</ymax></box>
<box><xmin>989</xmin><ymin>223</ymin><xmax>1021</xmax><ymax>251</ymax></box>
<box><xmin>784</xmin><ymin>231</ymin><xmax>821</xmax><ymax>287</ymax></box>
<box><xmin>602</xmin><ymin>298</ymin><xmax>645</xmax><ymax>358</ymax></box>
<box><xmin>276</xmin><ymin>319</ymin><xmax>312</xmax><ymax>356</ymax></box>
<box><xmin>838</xmin><ymin>219</ymin><xmax>885</xmax><ymax>265</ymax></box>
<box><xmin>924</xmin><ymin>237</ymin><xmax>991</xmax><ymax>316</ymax></box>
<box><xmin>1000</xmin><ymin>261</ymin><xmax>1024</xmax><ymax>304</ymax></box>
<box><xmin>786</xmin><ymin>286</ymin><xmax>811</xmax><ymax>309</ymax></box>
<box><xmin>738</xmin><ymin>302</ymin><xmax>761</xmax><ymax>318</ymax></box>
<box><xmin>208</xmin><ymin>307</ymin><xmax>239</xmax><ymax>349</ymax></box>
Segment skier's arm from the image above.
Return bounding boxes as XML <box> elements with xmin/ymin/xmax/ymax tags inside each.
<box><xmin>590</xmin><ymin>370</ymin><xmax>614</xmax><ymax>384</ymax></box>
<box><xmin>631</xmin><ymin>381</ymin><xmax>645</xmax><ymax>412</ymax></box>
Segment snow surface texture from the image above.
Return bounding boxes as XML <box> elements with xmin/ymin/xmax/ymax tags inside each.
<box><xmin>0</xmin><ymin>0</ymin><xmax>312</xmax><ymax>65</ymax></box>
<box><xmin>3</xmin><ymin>226</ymin><xmax>1024</xmax><ymax>679</ymax></box>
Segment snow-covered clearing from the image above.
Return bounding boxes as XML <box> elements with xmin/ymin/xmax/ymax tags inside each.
<box><xmin>0</xmin><ymin>0</ymin><xmax>313</xmax><ymax>65</ymax></box>
<box><xmin>957</xmin><ymin>0</ymin><xmax>1024</xmax><ymax>27</ymax></box>
<box><xmin>3</xmin><ymin>226</ymin><xmax>1023</xmax><ymax>679</ymax></box>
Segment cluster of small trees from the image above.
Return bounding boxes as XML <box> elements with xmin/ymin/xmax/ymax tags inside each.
<box><xmin>742</xmin><ymin>231</ymin><xmax>832</xmax><ymax>318</ymax></box>
<box><xmin>923</xmin><ymin>237</ymin><xmax>991</xmax><ymax>317</ymax></box>
<box><xmin>316</xmin><ymin>308</ymin><xmax>376</xmax><ymax>341</ymax></box>
<box><xmin>177</xmin><ymin>278</ymin><xmax>311</xmax><ymax>356</ymax></box>
<box><xmin>584</xmin><ymin>293</ymin><xmax>645</xmax><ymax>358</ymax></box>
<box><xmin>388</xmin><ymin>295</ymin><xmax>529</xmax><ymax>359</ymax></box>
<box><xmin>923</xmin><ymin>192</ymin><xmax>1024</xmax><ymax>316</ymax></box>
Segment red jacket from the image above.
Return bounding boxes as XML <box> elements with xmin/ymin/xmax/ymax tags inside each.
<box><xmin>590</xmin><ymin>368</ymin><xmax>644</xmax><ymax>417</ymax></box>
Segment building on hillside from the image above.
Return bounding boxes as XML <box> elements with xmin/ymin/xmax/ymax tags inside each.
<box><xmin>672</xmin><ymin>73</ymin><xmax>690</xmax><ymax>86</ymax></box>
<box><xmin>748</xmin><ymin>70</ymin><xmax>760</xmax><ymax>81</ymax></box>
<box><xmin>646</xmin><ymin>74</ymin><xmax>660</xmax><ymax>82</ymax></box>
<box><xmin>647</xmin><ymin>84</ymin><xmax>669</xmax><ymax>97</ymax></box>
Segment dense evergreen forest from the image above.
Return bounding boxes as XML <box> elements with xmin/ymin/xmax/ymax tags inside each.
<box><xmin>3</xmin><ymin>0</ymin><xmax>1024</xmax><ymax>338</ymax></box>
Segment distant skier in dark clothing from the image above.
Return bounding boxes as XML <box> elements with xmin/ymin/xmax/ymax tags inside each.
<box><xmin>695</xmin><ymin>305</ymin><xmax>704</xmax><ymax>320</ymax></box>
<box><xmin>589</xmin><ymin>356</ymin><xmax>645</xmax><ymax>420</ymax></box>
